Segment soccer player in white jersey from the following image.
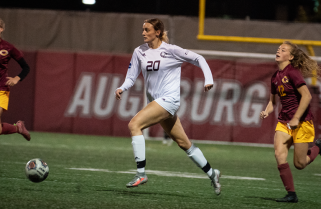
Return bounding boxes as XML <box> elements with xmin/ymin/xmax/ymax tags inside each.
<box><xmin>115</xmin><ymin>18</ymin><xmax>221</xmax><ymax>195</ymax></box>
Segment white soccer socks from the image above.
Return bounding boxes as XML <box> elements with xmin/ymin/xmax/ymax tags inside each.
<box><xmin>131</xmin><ymin>135</ymin><xmax>146</xmax><ymax>173</ymax></box>
<box><xmin>131</xmin><ymin>138</ymin><xmax>212</xmax><ymax>176</ymax></box>
<box><xmin>186</xmin><ymin>144</ymin><xmax>213</xmax><ymax>177</ymax></box>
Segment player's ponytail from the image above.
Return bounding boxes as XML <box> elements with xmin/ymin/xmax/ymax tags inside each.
<box><xmin>161</xmin><ymin>31</ymin><xmax>169</xmax><ymax>43</ymax></box>
<box><xmin>284</xmin><ymin>41</ymin><xmax>321</xmax><ymax>78</ymax></box>
<box><xmin>144</xmin><ymin>18</ymin><xmax>169</xmax><ymax>43</ymax></box>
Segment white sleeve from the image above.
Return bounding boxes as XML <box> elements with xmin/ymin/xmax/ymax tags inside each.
<box><xmin>117</xmin><ymin>50</ymin><xmax>142</xmax><ymax>91</ymax></box>
<box><xmin>171</xmin><ymin>45</ymin><xmax>214</xmax><ymax>86</ymax></box>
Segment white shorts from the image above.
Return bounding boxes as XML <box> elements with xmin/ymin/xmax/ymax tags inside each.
<box><xmin>154</xmin><ymin>97</ymin><xmax>180</xmax><ymax>116</ymax></box>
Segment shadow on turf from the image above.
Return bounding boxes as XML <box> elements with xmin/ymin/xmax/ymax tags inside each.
<box><xmin>21</xmin><ymin>188</ymin><xmax>44</xmax><ymax>192</ymax></box>
<box><xmin>97</xmin><ymin>188</ymin><xmax>212</xmax><ymax>199</ymax></box>
<box><xmin>245</xmin><ymin>196</ymin><xmax>276</xmax><ymax>202</ymax></box>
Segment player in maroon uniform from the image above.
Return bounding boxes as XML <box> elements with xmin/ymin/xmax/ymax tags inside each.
<box><xmin>0</xmin><ymin>18</ymin><xmax>30</xmax><ymax>140</ymax></box>
<box><xmin>260</xmin><ymin>41</ymin><xmax>321</xmax><ymax>203</ymax></box>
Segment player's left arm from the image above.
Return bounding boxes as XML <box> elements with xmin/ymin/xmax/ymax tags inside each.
<box><xmin>288</xmin><ymin>84</ymin><xmax>312</xmax><ymax>129</ymax></box>
<box><xmin>197</xmin><ymin>56</ymin><xmax>214</xmax><ymax>92</ymax></box>
<box><xmin>6</xmin><ymin>58</ymin><xmax>30</xmax><ymax>86</ymax></box>
<box><xmin>171</xmin><ymin>45</ymin><xmax>213</xmax><ymax>92</ymax></box>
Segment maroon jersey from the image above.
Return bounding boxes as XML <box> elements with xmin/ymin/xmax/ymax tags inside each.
<box><xmin>0</xmin><ymin>39</ymin><xmax>23</xmax><ymax>91</ymax></box>
<box><xmin>271</xmin><ymin>64</ymin><xmax>313</xmax><ymax>123</ymax></box>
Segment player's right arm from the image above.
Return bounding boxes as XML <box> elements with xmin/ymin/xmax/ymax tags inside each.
<box><xmin>115</xmin><ymin>49</ymin><xmax>141</xmax><ymax>100</ymax></box>
<box><xmin>260</xmin><ymin>93</ymin><xmax>276</xmax><ymax>119</ymax></box>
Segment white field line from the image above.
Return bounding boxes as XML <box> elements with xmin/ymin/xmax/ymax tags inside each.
<box><xmin>67</xmin><ymin>168</ymin><xmax>265</xmax><ymax>181</ymax></box>
<box><xmin>314</xmin><ymin>174</ymin><xmax>321</xmax><ymax>176</ymax></box>
<box><xmin>147</xmin><ymin>137</ymin><xmax>276</xmax><ymax>148</ymax></box>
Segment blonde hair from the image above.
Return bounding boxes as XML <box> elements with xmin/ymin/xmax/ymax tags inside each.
<box><xmin>284</xmin><ymin>41</ymin><xmax>321</xmax><ymax>78</ymax></box>
<box><xmin>144</xmin><ymin>18</ymin><xmax>169</xmax><ymax>43</ymax></box>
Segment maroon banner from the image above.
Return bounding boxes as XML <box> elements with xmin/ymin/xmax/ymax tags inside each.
<box><xmin>69</xmin><ymin>53</ymin><xmax>115</xmax><ymax>135</ymax></box>
<box><xmin>34</xmin><ymin>51</ymin><xmax>75</xmax><ymax>133</ymax></box>
<box><xmin>30</xmin><ymin>50</ymin><xmax>321</xmax><ymax>144</ymax></box>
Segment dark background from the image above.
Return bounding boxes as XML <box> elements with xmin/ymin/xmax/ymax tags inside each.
<box><xmin>0</xmin><ymin>0</ymin><xmax>320</xmax><ymax>22</ymax></box>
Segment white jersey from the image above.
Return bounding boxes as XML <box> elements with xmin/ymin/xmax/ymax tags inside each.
<box><xmin>118</xmin><ymin>42</ymin><xmax>214</xmax><ymax>106</ymax></box>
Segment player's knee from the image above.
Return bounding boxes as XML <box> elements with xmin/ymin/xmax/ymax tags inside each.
<box><xmin>274</xmin><ymin>150</ymin><xmax>286</xmax><ymax>161</ymax></box>
<box><xmin>294</xmin><ymin>160</ymin><xmax>306</xmax><ymax>170</ymax></box>
<box><xmin>128</xmin><ymin>121</ymin><xmax>138</xmax><ymax>132</ymax></box>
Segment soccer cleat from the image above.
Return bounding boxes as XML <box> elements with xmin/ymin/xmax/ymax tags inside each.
<box><xmin>210</xmin><ymin>169</ymin><xmax>221</xmax><ymax>195</ymax></box>
<box><xmin>315</xmin><ymin>139</ymin><xmax>321</xmax><ymax>155</ymax></box>
<box><xmin>16</xmin><ymin>121</ymin><xmax>31</xmax><ymax>141</ymax></box>
<box><xmin>126</xmin><ymin>172</ymin><xmax>148</xmax><ymax>188</ymax></box>
<box><xmin>276</xmin><ymin>193</ymin><xmax>298</xmax><ymax>203</ymax></box>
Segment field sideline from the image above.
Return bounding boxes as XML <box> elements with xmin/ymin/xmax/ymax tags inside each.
<box><xmin>1</xmin><ymin>132</ymin><xmax>320</xmax><ymax>209</ymax></box>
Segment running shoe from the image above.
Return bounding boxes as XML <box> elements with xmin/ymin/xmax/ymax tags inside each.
<box><xmin>16</xmin><ymin>121</ymin><xmax>31</xmax><ymax>141</ymax></box>
<box><xmin>276</xmin><ymin>193</ymin><xmax>298</xmax><ymax>203</ymax></box>
<box><xmin>210</xmin><ymin>169</ymin><xmax>221</xmax><ymax>195</ymax></box>
<box><xmin>126</xmin><ymin>172</ymin><xmax>148</xmax><ymax>188</ymax></box>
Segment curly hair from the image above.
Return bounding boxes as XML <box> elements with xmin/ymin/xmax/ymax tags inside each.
<box><xmin>283</xmin><ymin>41</ymin><xmax>321</xmax><ymax>78</ymax></box>
<box><xmin>144</xmin><ymin>18</ymin><xmax>169</xmax><ymax>43</ymax></box>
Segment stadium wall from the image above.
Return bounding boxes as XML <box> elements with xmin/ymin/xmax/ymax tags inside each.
<box><xmin>1</xmin><ymin>8</ymin><xmax>321</xmax><ymax>55</ymax></box>
<box><xmin>3</xmin><ymin>50</ymin><xmax>321</xmax><ymax>143</ymax></box>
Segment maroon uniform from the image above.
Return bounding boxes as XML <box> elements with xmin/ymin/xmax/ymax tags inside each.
<box><xmin>0</xmin><ymin>39</ymin><xmax>23</xmax><ymax>91</ymax></box>
<box><xmin>271</xmin><ymin>64</ymin><xmax>313</xmax><ymax>123</ymax></box>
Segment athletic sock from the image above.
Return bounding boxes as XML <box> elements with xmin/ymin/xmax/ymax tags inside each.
<box><xmin>186</xmin><ymin>144</ymin><xmax>213</xmax><ymax>177</ymax></box>
<box><xmin>278</xmin><ymin>163</ymin><xmax>295</xmax><ymax>192</ymax></box>
<box><xmin>288</xmin><ymin>191</ymin><xmax>296</xmax><ymax>196</ymax></box>
<box><xmin>131</xmin><ymin>135</ymin><xmax>146</xmax><ymax>173</ymax></box>
<box><xmin>307</xmin><ymin>146</ymin><xmax>320</xmax><ymax>164</ymax></box>
<box><xmin>1</xmin><ymin>123</ymin><xmax>17</xmax><ymax>134</ymax></box>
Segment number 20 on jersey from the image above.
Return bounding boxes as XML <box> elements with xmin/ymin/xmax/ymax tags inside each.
<box><xmin>146</xmin><ymin>60</ymin><xmax>161</xmax><ymax>71</ymax></box>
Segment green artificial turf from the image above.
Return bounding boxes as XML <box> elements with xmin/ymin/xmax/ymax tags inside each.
<box><xmin>1</xmin><ymin>132</ymin><xmax>320</xmax><ymax>208</ymax></box>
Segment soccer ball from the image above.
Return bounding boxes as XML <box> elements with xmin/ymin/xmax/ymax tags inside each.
<box><xmin>25</xmin><ymin>158</ymin><xmax>49</xmax><ymax>183</ymax></box>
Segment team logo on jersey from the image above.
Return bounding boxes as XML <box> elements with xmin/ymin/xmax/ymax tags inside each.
<box><xmin>185</xmin><ymin>50</ymin><xmax>189</xmax><ymax>55</ymax></box>
<box><xmin>0</xmin><ymin>50</ymin><xmax>8</xmax><ymax>56</ymax></box>
<box><xmin>160</xmin><ymin>51</ymin><xmax>170</xmax><ymax>58</ymax></box>
<box><xmin>128</xmin><ymin>63</ymin><xmax>132</xmax><ymax>69</ymax></box>
<box><xmin>282</xmin><ymin>76</ymin><xmax>289</xmax><ymax>84</ymax></box>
